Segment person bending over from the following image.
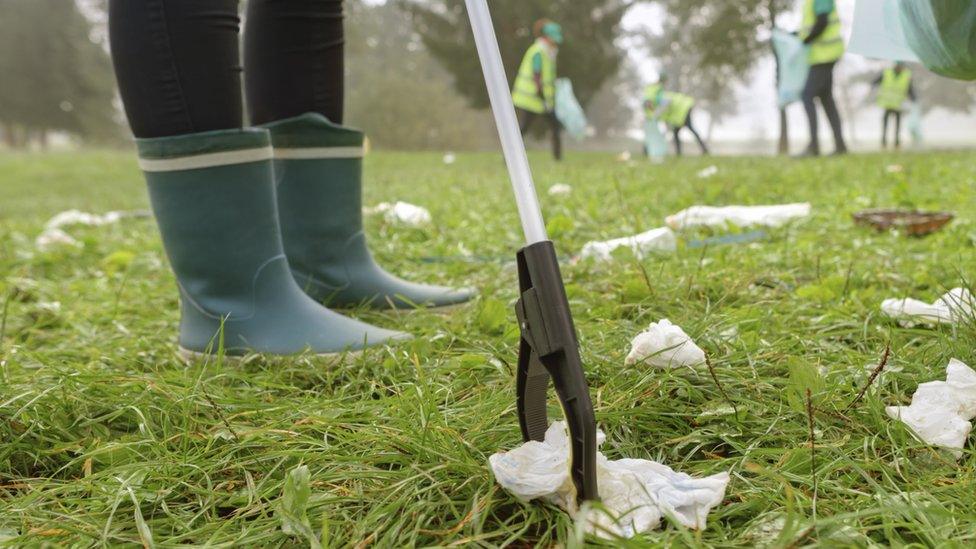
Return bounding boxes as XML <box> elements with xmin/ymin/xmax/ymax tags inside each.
<box><xmin>643</xmin><ymin>74</ymin><xmax>709</xmax><ymax>157</ymax></box>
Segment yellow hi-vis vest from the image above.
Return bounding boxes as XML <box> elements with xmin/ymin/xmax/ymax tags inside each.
<box><xmin>512</xmin><ymin>40</ymin><xmax>556</xmax><ymax>114</ymax></box>
<box><xmin>877</xmin><ymin>68</ymin><xmax>912</xmax><ymax>110</ymax></box>
<box><xmin>644</xmin><ymin>84</ymin><xmax>695</xmax><ymax>127</ymax></box>
<box><xmin>802</xmin><ymin>0</ymin><xmax>844</xmax><ymax>65</ymax></box>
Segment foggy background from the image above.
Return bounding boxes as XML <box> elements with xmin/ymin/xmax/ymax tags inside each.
<box><xmin>1</xmin><ymin>0</ymin><xmax>974</xmax><ymax>154</ymax></box>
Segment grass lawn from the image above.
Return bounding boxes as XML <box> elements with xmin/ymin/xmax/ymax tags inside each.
<box><xmin>1</xmin><ymin>147</ymin><xmax>975</xmax><ymax>547</ymax></box>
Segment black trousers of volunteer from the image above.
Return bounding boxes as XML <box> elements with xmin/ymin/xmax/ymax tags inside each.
<box><xmin>672</xmin><ymin>108</ymin><xmax>709</xmax><ymax>157</ymax></box>
<box><xmin>517</xmin><ymin>109</ymin><xmax>562</xmax><ymax>161</ymax></box>
<box><xmin>882</xmin><ymin>109</ymin><xmax>903</xmax><ymax>149</ymax></box>
<box><xmin>108</xmin><ymin>0</ymin><xmax>345</xmax><ymax>139</ymax></box>
<box><xmin>801</xmin><ymin>61</ymin><xmax>847</xmax><ymax>154</ymax></box>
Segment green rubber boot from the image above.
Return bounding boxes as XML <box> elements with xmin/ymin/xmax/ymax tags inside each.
<box><xmin>262</xmin><ymin>113</ymin><xmax>476</xmax><ymax>310</ymax></box>
<box><xmin>137</xmin><ymin>127</ymin><xmax>408</xmax><ymax>357</ymax></box>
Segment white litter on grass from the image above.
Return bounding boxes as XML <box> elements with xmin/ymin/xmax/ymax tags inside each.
<box><xmin>697</xmin><ymin>165</ymin><xmax>719</xmax><ymax>179</ymax></box>
<box><xmin>886</xmin><ymin>164</ymin><xmax>904</xmax><ymax>174</ymax></box>
<box><xmin>442</xmin><ymin>152</ymin><xmax>457</xmax><ymax>165</ymax></box>
<box><xmin>616</xmin><ymin>151</ymin><xmax>632</xmax><ymax>162</ymax></box>
<box><xmin>625</xmin><ymin>319</ymin><xmax>706</xmax><ymax>368</ymax></box>
<box><xmin>886</xmin><ymin>359</ymin><xmax>976</xmax><ymax>458</ymax></box>
<box><xmin>35</xmin><ymin>209</ymin><xmax>149</xmax><ymax>251</ymax></box>
<box><xmin>880</xmin><ymin>288</ymin><xmax>975</xmax><ymax>326</ymax></box>
<box><xmin>548</xmin><ymin>183</ymin><xmax>572</xmax><ymax>197</ymax></box>
<box><xmin>666</xmin><ymin>203</ymin><xmax>812</xmax><ymax>230</ymax></box>
<box><xmin>490</xmin><ymin>421</ymin><xmax>729</xmax><ymax>539</ymax></box>
<box><xmin>580</xmin><ymin>227</ymin><xmax>677</xmax><ymax>262</ymax></box>
<box><xmin>365</xmin><ymin>201</ymin><xmax>432</xmax><ymax>227</ymax></box>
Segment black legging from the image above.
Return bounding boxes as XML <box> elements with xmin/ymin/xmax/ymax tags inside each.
<box><xmin>672</xmin><ymin>108</ymin><xmax>708</xmax><ymax>156</ymax></box>
<box><xmin>108</xmin><ymin>0</ymin><xmax>345</xmax><ymax>139</ymax></box>
<box><xmin>517</xmin><ymin>109</ymin><xmax>562</xmax><ymax>161</ymax></box>
<box><xmin>882</xmin><ymin>109</ymin><xmax>902</xmax><ymax>149</ymax></box>
<box><xmin>801</xmin><ymin>62</ymin><xmax>847</xmax><ymax>154</ymax></box>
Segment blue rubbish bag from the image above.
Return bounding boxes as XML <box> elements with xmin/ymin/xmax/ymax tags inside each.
<box><xmin>554</xmin><ymin>78</ymin><xmax>588</xmax><ymax>140</ymax></box>
<box><xmin>907</xmin><ymin>102</ymin><xmax>923</xmax><ymax>146</ymax></box>
<box><xmin>772</xmin><ymin>29</ymin><xmax>809</xmax><ymax>107</ymax></box>
<box><xmin>644</xmin><ymin>119</ymin><xmax>669</xmax><ymax>162</ymax></box>
<box><xmin>899</xmin><ymin>1</ymin><xmax>976</xmax><ymax>81</ymax></box>
<box><xmin>848</xmin><ymin>0</ymin><xmax>920</xmax><ymax>62</ymax></box>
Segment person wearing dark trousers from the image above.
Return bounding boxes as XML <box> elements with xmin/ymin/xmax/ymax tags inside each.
<box><xmin>643</xmin><ymin>78</ymin><xmax>709</xmax><ymax>157</ymax></box>
<box><xmin>799</xmin><ymin>0</ymin><xmax>848</xmax><ymax>157</ymax></box>
<box><xmin>872</xmin><ymin>63</ymin><xmax>916</xmax><ymax>149</ymax></box>
<box><xmin>108</xmin><ymin>0</ymin><xmax>474</xmax><ymax>359</ymax></box>
<box><xmin>512</xmin><ymin>19</ymin><xmax>563</xmax><ymax>161</ymax></box>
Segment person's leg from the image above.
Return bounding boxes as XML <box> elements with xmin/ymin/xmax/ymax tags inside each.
<box><xmin>894</xmin><ymin>110</ymin><xmax>902</xmax><ymax>149</ymax></box>
<box><xmin>246</xmin><ymin>0</ymin><xmax>474</xmax><ymax>309</ymax></box>
<box><xmin>882</xmin><ymin>110</ymin><xmax>890</xmax><ymax>149</ymax></box>
<box><xmin>518</xmin><ymin>108</ymin><xmax>536</xmax><ymax>135</ymax></box>
<box><xmin>672</xmin><ymin>127</ymin><xmax>683</xmax><ymax>156</ymax></box>
<box><xmin>684</xmin><ymin>112</ymin><xmax>709</xmax><ymax>155</ymax></box>
<box><xmin>819</xmin><ymin>62</ymin><xmax>847</xmax><ymax>154</ymax></box>
<box><xmin>109</xmin><ymin>0</ymin><xmax>242</xmax><ymax>137</ymax></box>
<box><xmin>549</xmin><ymin>112</ymin><xmax>563</xmax><ymax>161</ymax></box>
<box><xmin>109</xmin><ymin>0</ymin><xmax>405</xmax><ymax>355</ymax></box>
<box><xmin>244</xmin><ymin>0</ymin><xmax>345</xmax><ymax>125</ymax></box>
<box><xmin>801</xmin><ymin>64</ymin><xmax>826</xmax><ymax>155</ymax></box>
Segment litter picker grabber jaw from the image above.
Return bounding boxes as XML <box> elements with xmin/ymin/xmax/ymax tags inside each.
<box><xmin>464</xmin><ymin>0</ymin><xmax>599</xmax><ymax>503</ymax></box>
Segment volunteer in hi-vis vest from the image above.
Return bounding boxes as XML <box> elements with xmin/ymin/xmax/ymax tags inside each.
<box><xmin>643</xmin><ymin>74</ymin><xmax>709</xmax><ymax>156</ymax></box>
<box><xmin>872</xmin><ymin>63</ymin><xmax>916</xmax><ymax>149</ymax></box>
<box><xmin>799</xmin><ymin>0</ymin><xmax>848</xmax><ymax>157</ymax></box>
<box><xmin>513</xmin><ymin>19</ymin><xmax>563</xmax><ymax>161</ymax></box>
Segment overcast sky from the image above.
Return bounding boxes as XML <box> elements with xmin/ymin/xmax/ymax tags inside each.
<box><xmin>622</xmin><ymin>0</ymin><xmax>976</xmax><ymax>146</ymax></box>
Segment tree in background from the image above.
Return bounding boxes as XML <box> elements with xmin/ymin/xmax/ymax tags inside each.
<box><xmin>344</xmin><ymin>0</ymin><xmax>497</xmax><ymax>149</ymax></box>
<box><xmin>0</xmin><ymin>0</ymin><xmax>118</xmax><ymax>148</ymax></box>
<box><xmin>400</xmin><ymin>0</ymin><xmax>632</xmax><ymax>112</ymax></box>
<box><xmin>638</xmin><ymin>0</ymin><xmax>792</xmax><ymax>152</ymax></box>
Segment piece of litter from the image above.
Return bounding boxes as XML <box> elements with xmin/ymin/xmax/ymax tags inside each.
<box><xmin>580</xmin><ymin>227</ymin><xmax>677</xmax><ymax>262</ymax></box>
<box><xmin>616</xmin><ymin>151</ymin><xmax>632</xmax><ymax>162</ymax></box>
<box><xmin>35</xmin><ymin>209</ymin><xmax>150</xmax><ymax>250</ymax></box>
<box><xmin>886</xmin><ymin>359</ymin><xmax>976</xmax><ymax>458</ymax></box>
<box><xmin>489</xmin><ymin>421</ymin><xmax>729</xmax><ymax>539</ymax></box>
<box><xmin>880</xmin><ymin>288</ymin><xmax>974</xmax><ymax>326</ymax></box>
<box><xmin>666</xmin><ymin>203</ymin><xmax>811</xmax><ymax>230</ymax></box>
<box><xmin>365</xmin><ymin>201</ymin><xmax>432</xmax><ymax>227</ymax></box>
<box><xmin>35</xmin><ymin>228</ymin><xmax>81</xmax><ymax>251</ymax></box>
<box><xmin>697</xmin><ymin>165</ymin><xmax>719</xmax><ymax>179</ymax></box>
<box><xmin>625</xmin><ymin>319</ymin><xmax>706</xmax><ymax>368</ymax></box>
<box><xmin>442</xmin><ymin>152</ymin><xmax>456</xmax><ymax>165</ymax></box>
<box><xmin>548</xmin><ymin>183</ymin><xmax>572</xmax><ymax>197</ymax></box>
<box><xmin>886</xmin><ymin>164</ymin><xmax>904</xmax><ymax>174</ymax></box>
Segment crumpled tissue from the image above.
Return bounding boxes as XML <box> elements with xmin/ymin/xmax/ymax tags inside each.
<box><xmin>666</xmin><ymin>203</ymin><xmax>811</xmax><ymax>230</ymax></box>
<box><xmin>35</xmin><ymin>209</ymin><xmax>150</xmax><ymax>251</ymax></box>
<box><xmin>625</xmin><ymin>319</ymin><xmax>706</xmax><ymax>368</ymax></box>
<box><xmin>881</xmin><ymin>288</ymin><xmax>974</xmax><ymax>326</ymax></box>
<box><xmin>548</xmin><ymin>183</ymin><xmax>572</xmax><ymax>197</ymax></box>
<box><xmin>365</xmin><ymin>201</ymin><xmax>432</xmax><ymax>227</ymax></box>
<box><xmin>580</xmin><ymin>227</ymin><xmax>677</xmax><ymax>262</ymax></box>
<box><xmin>490</xmin><ymin>421</ymin><xmax>730</xmax><ymax>538</ymax></box>
<box><xmin>886</xmin><ymin>358</ymin><xmax>976</xmax><ymax>457</ymax></box>
<box><xmin>697</xmin><ymin>165</ymin><xmax>719</xmax><ymax>179</ymax></box>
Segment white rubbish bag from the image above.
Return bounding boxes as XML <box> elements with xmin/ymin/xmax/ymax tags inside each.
<box><xmin>847</xmin><ymin>0</ymin><xmax>921</xmax><ymax>62</ymax></box>
<box><xmin>555</xmin><ymin>78</ymin><xmax>588</xmax><ymax>141</ymax></box>
<box><xmin>644</xmin><ymin>119</ymin><xmax>669</xmax><ymax>162</ymax></box>
<box><xmin>772</xmin><ymin>29</ymin><xmax>810</xmax><ymax>107</ymax></box>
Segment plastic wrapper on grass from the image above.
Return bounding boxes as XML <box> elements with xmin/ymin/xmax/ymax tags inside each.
<box><xmin>666</xmin><ymin>203</ymin><xmax>811</xmax><ymax>230</ymax></box>
<box><xmin>880</xmin><ymin>287</ymin><xmax>974</xmax><ymax>326</ymax></box>
<box><xmin>625</xmin><ymin>319</ymin><xmax>706</xmax><ymax>369</ymax></box>
<box><xmin>548</xmin><ymin>183</ymin><xmax>572</xmax><ymax>197</ymax></box>
<box><xmin>580</xmin><ymin>227</ymin><xmax>676</xmax><ymax>262</ymax></box>
<box><xmin>489</xmin><ymin>421</ymin><xmax>729</xmax><ymax>539</ymax></box>
<box><xmin>886</xmin><ymin>359</ymin><xmax>976</xmax><ymax>458</ymax></box>
<box><xmin>365</xmin><ymin>201</ymin><xmax>432</xmax><ymax>227</ymax></box>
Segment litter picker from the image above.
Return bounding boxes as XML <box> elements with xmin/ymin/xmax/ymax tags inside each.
<box><xmin>464</xmin><ymin>0</ymin><xmax>599</xmax><ymax>502</ymax></box>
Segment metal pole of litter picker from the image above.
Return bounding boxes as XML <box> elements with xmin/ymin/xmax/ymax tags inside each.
<box><xmin>464</xmin><ymin>0</ymin><xmax>549</xmax><ymax>246</ymax></box>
